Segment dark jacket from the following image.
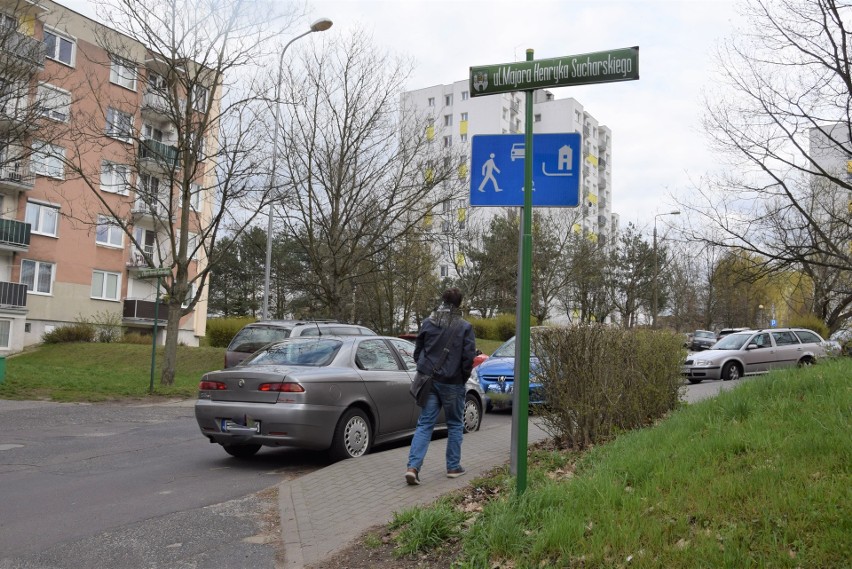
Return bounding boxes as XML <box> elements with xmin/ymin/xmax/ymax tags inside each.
<box><xmin>413</xmin><ymin>304</ymin><xmax>476</xmax><ymax>385</ymax></box>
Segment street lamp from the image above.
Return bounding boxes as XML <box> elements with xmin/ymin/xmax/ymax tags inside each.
<box><xmin>262</xmin><ymin>18</ymin><xmax>333</xmax><ymax>320</ymax></box>
<box><xmin>652</xmin><ymin>210</ymin><xmax>680</xmax><ymax>328</ymax></box>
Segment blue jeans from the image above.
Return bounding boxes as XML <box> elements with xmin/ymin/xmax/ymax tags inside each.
<box><xmin>407</xmin><ymin>381</ymin><xmax>465</xmax><ymax>472</ymax></box>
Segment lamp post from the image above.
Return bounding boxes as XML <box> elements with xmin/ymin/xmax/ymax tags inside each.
<box><xmin>652</xmin><ymin>210</ymin><xmax>680</xmax><ymax>328</ymax></box>
<box><xmin>262</xmin><ymin>18</ymin><xmax>333</xmax><ymax>320</ymax></box>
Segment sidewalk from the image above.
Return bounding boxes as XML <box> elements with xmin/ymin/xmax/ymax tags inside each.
<box><xmin>278</xmin><ymin>417</ymin><xmax>548</xmax><ymax>569</ymax></box>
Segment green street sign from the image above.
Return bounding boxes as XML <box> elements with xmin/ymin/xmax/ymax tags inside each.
<box><xmin>136</xmin><ymin>267</ymin><xmax>171</xmax><ymax>279</ymax></box>
<box><xmin>470</xmin><ymin>46</ymin><xmax>639</xmax><ymax>96</ymax></box>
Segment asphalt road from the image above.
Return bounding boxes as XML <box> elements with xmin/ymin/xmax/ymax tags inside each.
<box><xmin>0</xmin><ymin>399</ymin><xmax>335</xmax><ymax>569</ymax></box>
<box><xmin>0</xmin><ymin>379</ymin><xmax>739</xmax><ymax>568</ymax></box>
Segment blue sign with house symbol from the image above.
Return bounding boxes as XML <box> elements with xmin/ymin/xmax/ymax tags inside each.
<box><xmin>470</xmin><ymin>133</ymin><xmax>581</xmax><ymax>207</ymax></box>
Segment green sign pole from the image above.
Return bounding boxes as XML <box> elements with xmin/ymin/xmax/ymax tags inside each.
<box><xmin>511</xmin><ymin>48</ymin><xmax>535</xmax><ymax>496</ymax></box>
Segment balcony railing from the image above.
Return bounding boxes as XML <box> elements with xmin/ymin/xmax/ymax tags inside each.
<box><xmin>142</xmin><ymin>90</ymin><xmax>171</xmax><ymax>116</ymax></box>
<box><xmin>0</xmin><ymin>281</ymin><xmax>27</xmax><ymax>308</ymax></box>
<box><xmin>0</xmin><ymin>218</ymin><xmax>30</xmax><ymax>250</ymax></box>
<box><xmin>0</xmin><ymin>32</ymin><xmax>45</xmax><ymax>68</ymax></box>
<box><xmin>138</xmin><ymin>139</ymin><xmax>180</xmax><ymax>169</ymax></box>
<box><xmin>0</xmin><ymin>159</ymin><xmax>35</xmax><ymax>188</ymax></box>
<box><xmin>123</xmin><ymin>298</ymin><xmax>167</xmax><ymax>321</ymax></box>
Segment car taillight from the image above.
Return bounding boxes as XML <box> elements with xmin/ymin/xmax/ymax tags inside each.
<box><xmin>199</xmin><ymin>380</ymin><xmax>227</xmax><ymax>390</ymax></box>
<box><xmin>258</xmin><ymin>382</ymin><xmax>305</xmax><ymax>393</ymax></box>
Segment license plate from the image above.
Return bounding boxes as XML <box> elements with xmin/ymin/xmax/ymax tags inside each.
<box><xmin>221</xmin><ymin>418</ymin><xmax>261</xmax><ymax>433</ymax></box>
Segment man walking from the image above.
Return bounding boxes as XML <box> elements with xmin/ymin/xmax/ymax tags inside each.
<box><xmin>405</xmin><ymin>288</ymin><xmax>476</xmax><ymax>485</ymax></box>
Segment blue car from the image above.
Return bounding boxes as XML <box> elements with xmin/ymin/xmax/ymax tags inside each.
<box><xmin>470</xmin><ymin>335</ymin><xmax>545</xmax><ymax>411</ymax></box>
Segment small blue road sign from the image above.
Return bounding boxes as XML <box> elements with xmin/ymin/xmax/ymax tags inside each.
<box><xmin>470</xmin><ymin>133</ymin><xmax>581</xmax><ymax>207</ymax></box>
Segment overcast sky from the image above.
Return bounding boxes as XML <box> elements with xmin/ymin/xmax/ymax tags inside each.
<box><xmin>63</xmin><ymin>0</ymin><xmax>742</xmax><ymax>229</ymax></box>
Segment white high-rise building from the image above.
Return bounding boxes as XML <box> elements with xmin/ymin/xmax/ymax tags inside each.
<box><xmin>402</xmin><ymin>80</ymin><xmax>619</xmax><ymax>279</ymax></box>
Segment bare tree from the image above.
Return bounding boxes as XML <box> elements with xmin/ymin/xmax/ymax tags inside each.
<box><xmin>679</xmin><ymin>0</ymin><xmax>852</xmax><ymax>332</ymax></box>
<box><xmin>37</xmin><ymin>0</ymin><xmax>302</xmax><ymax>384</ymax></box>
<box><xmin>274</xmin><ymin>29</ymin><xmax>464</xmax><ymax>321</ymax></box>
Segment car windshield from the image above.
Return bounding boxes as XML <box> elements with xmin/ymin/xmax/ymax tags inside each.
<box><xmin>491</xmin><ymin>337</ymin><xmax>516</xmax><ymax>357</ymax></box>
<box><xmin>696</xmin><ymin>331</ymin><xmax>715</xmax><ymax>339</ymax></box>
<box><xmin>228</xmin><ymin>326</ymin><xmax>292</xmax><ymax>353</ymax></box>
<box><xmin>713</xmin><ymin>333</ymin><xmax>751</xmax><ymax>351</ymax></box>
<box><xmin>243</xmin><ymin>338</ymin><xmax>342</xmax><ymax>367</ymax></box>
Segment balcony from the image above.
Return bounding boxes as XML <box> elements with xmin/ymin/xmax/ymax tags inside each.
<box><xmin>122</xmin><ymin>298</ymin><xmax>168</xmax><ymax>324</ymax></box>
<box><xmin>0</xmin><ymin>31</ymin><xmax>45</xmax><ymax>71</ymax></box>
<box><xmin>0</xmin><ymin>280</ymin><xmax>27</xmax><ymax>309</ymax></box>
<box><xmin>0</xmin><ymin>218</ymin><xmax>30</xmax><ymax>251</ymax></box>
<box><xmin>141</xmin><ymin>90</ymin><xmax>171</xmax><ymax>119</ymax></box>
<box><xmin>138</xmin><ymin>139</ymin><xmax>180</xmax><ymax>172</ymax></box>
<box><xmin>0</xmin><ymin>159</ymin><xmax>35</xmax><ymax>190</ymax></box>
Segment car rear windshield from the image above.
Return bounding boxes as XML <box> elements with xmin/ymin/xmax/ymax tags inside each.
<box><xmin>228</xmin><ymin>326</ymin><xmax>292</xmax><ymax>353</ymax></box>
<box><xmin>244</xmin><ymin>338</ymin><xmax>343</xmax><ymax>367</ymax></box>
<box><xmin>695</xmin><ymin>331</ymin><xmax>715</xmax><ymax>339</ymax></box>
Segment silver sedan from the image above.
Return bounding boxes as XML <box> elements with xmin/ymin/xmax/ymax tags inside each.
<box><xmin>195</xmin><ymin>336</ymin><xmax>485</xmax><ymax>460</ymax></box>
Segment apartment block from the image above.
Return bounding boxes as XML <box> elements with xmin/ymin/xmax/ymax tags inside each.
<box><xmin>0</xmin><ymin>0</ymin><xmax>214</xmax><ymax>353</ymax></box>
<box><xmin>402</xmin><ymin>79</ymin><xmax>618</xmax><ymax>279</ymax></box>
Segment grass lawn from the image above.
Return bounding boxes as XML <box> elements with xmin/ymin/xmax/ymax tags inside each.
<box><xmin>0</xmin><ymin>337</ymin><xmax>504</xmax><ymax>402</ymax></box>
<box><xmin>0</xmin><ymin>343</ymin><xmax>225</xmax><ymax>401</ymax></box>
<box><xmin>386</xmin><ymin>358</ymin><xmax>852</xmax><ymax>568</ymax></box>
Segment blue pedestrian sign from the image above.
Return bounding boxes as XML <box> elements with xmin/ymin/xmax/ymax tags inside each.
<box><xmin>470</xmin><ymin>133</ymin><xmax>581</xmax><ymax>207</ymax></box>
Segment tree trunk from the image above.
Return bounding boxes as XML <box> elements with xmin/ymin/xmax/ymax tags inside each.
<box><xmin>160</xmin><ymin>301</ymin><xmax>182</xmax><ymax>386</ymax></box>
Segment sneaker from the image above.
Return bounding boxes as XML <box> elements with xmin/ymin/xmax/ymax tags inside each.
<box><xmin>446</xmin><ymin>467</ymin><xmax>466</xmax><ymax>479</ymax></box>
<box><xmin>405</xmin><ymin>468</ymin><xmax>421</xmax><ymax>485</ymax></box>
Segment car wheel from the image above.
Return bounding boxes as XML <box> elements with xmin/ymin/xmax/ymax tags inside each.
<box><xmin>329</xmin><ymin>408</ymin><xmax>371</xmax><ymax>461</ymax></box>
<box><xmin>222</xmin><ymin>443</ymin><xmax>261</xmax><ymax>458</ymax></box>
<box><xmin>721</xmin><ymin>362</ymin><xmax>741</xmax><ymax>381</ymax></box>
<box><xmin>798</xmin><ymin>357</ymin><xmax>814</xmax><ymax>367</ymax></box>
<box><xmin>463</xmin><ymin>393</ymin><xmax>482</xmax><ymax>433</ymax></box>
<box><xmin>688</xmin><ymin>377</ymin><xmax>703</xmax><ymax>384</ymax></box>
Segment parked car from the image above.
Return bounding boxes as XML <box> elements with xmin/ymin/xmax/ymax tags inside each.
<box><xmin>681</xmin><ymin>328</ymin><xmax>827</xmax><ymax>384</ymax></box>
<box><xmin>690</xmin><ymin>330</ymin><xmax>718</xmax><ymax>351</ymax></box>
<box><xmin>196</xmin><ymin>336</ymin><xmax>485</xmax><ymax>460</ymax></box>
<box><xmin>224</xmin><ymin>320</ymin><xmax>376</xmax><ymax>368</ymax></box>
<box><xmin>470</xmin><ymin>334</ymin><xmax>544</xmax><ymax>411</ymax></box>
<box><xmin>716</xmin><ymin>327</ymin><xmax>749</xmax><ymax>341</ymax></box>
<box><xmin>473</xmin><ymin>351</ymin><xmax>489</xmax><ymax>368</ymax></box>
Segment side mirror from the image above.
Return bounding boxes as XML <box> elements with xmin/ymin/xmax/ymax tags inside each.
<box><xmin>746</xmin><ymin>343</ymin><xmax>759</xmax><ymax>350</ymax></box>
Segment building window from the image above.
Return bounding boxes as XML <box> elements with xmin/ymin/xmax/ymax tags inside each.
<box><xmin>91</xmin><ymin>270</ymin><xmax>120</xmax><ymax>301</ymax></box>
<box><xmin>142</xmin><ymin>123</ymin><xmax>164</xmax><ymax>141</ymax></box>
<box><xmin>109</xmin><ymin>55</ymin><xmax>137</xmax><ymax>90</ymax></box>
<box><xmin>105</xmin><ymin>107</ymin><xmax>133</xmax><ymax>141</ymax></box>
<box><xmin>43</xmin><ymin>28</ymin><xmax>75</xmax><ymax>66</ymax></box>
<box><xmin>36</xmin><ymin>84</ymin><xmax>70</xmax><ymax>122</ymax></box>
<box><xmin>25</xmin><ymin>201</ymin><xmax>59</xmax><ymax>236</ymax></box>
<box><xmin>461</xmin><ymin>91</ymin><xmax>469</xmax><ymax>101</ymax></box>
<box><xmin>31</xmin><ymin>141</ymin><xmax>65</xmax><ymax>178</ymax></box>
<box><xmin>137</xmin><ymin>174</ymin><xmax>164</xmax><ymax>214</ymax></box>
<box><xmin>147</xmin><ymin>72</ymin><xmax>166</xmax><ymax>92</ymax></box>
<box><xmin>445</xmin><ymin>94</ymin><xmax>453</xmax><ymax>106</ymax></box>
<box><xmin>181</xmin><ymin>183</ymin><xmax>201</xmax><ymax>211</ymax></box>
<box><xmin>440</xmin><ymin>265</ymin><xmax>448</xmax><ymax>277</ymax></box>
<box><xmin>534</xmin><ymin>113</ymin><xmax>541</xmax><ymax>122</ymax></box>
<box><xmin>100</xmin><ymin>161</ymin><xmax>130</xmax><ymax>194</ymax></box>
<box><xmin>185</xmin><ymin>232</ymin><xmax>199</xmax><ymax>260</ymax></box>
<box><xmin>502</xmin><ymin>108</ymin><xmax>508</xmax><ymax>120</ymax></box>
<box><xmin>96</xmin><ymin>215</ymin><xmax>123</xmax><ymax>248</ymax></box>
<box><xmin>21</xmin><ymin>259</ymin><xmax>54</xmax><ymax>295</ymax></box>
<box><xmin>182</xmin><ymin>283</ymin><xmax>195</xmax><ymax>308</ymax></box>
<box><xmin>192</xmin><ymin>84</ymin><xmax>208</xmax><ymax>112</ymax></box>
<box><xmin>427</xmin><ymin>97</ymin><xmax>435</xmax><ymax>107</ymax></box>
<box><xmin>444</xmin><ymin>114</ymin><xmax>452</xmax><ymax>126</ymax></box>
<box><xmin>443</xmin><ymin>135</ymin><xmax>452</xmax><ymax>148</ymax></box>
<box><xmin>460</xmin><ymin>133</ymin><xmax>468</xmax><ymax>143</ymax></box>
<box><xmin>0</xmin><ymin>319</ymin><xmax>9</xmax><ymax>348</ymax></box>
<box><xmin>460</xmin><ymin>112</ymin><xmax>468</xmax><ymax>121</ymax></box>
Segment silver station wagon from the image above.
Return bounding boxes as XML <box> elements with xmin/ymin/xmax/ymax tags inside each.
<box><xmin>196</xmin><ymin>336</ymin><xmax>485</xmax><ymax>460</ymax></box>
<box><xmin>682</xmin><ymin>328</ymin><xmax>827</xmax><ymax>384</ymax></box>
